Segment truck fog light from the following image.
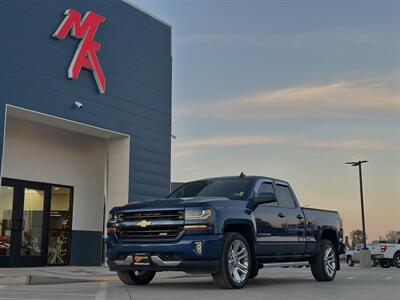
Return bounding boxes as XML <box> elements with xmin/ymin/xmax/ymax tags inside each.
<box><xmin>194</xmin><ymin>241</ymin><xmax>203</xmax><ymax>256</ymax></box>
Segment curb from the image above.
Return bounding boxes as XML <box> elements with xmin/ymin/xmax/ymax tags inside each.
<box><xmin>0</xmin><ymin>275</ymin><xmax>117</xmax><ymax>286</ymax></box>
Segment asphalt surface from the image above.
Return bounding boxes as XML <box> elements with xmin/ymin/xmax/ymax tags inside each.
<box><xmin>0</xmin><ymin>265</ymin><xmax>399</xmax><ymax>300</ymax></box>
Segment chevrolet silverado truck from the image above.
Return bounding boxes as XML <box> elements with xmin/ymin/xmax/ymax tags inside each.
<box><xmin>106</xmin><ymin>175</ymin><xmax>345</xmax><ymax>289</ymax></box>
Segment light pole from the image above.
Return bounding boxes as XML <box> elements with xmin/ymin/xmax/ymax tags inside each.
<box><xmin>346</xmin><ymin>160</ymin><xmax>371</xmax><ymax>267</ymax></box>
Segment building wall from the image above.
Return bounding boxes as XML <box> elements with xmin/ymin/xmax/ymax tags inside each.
<box><xmin>0</xmin><ymin>0</ymin><xmax>172</xmax><ymax>200</ymax></box>
<box><xmin>3</xmin><ymin>116</ymin><xmax>106</xmax><ymax>232</ymax></box>
<box><xmin>3</xmin><ymin>116</ymin><xmax>109</xmax><ymax>265</ymax></box>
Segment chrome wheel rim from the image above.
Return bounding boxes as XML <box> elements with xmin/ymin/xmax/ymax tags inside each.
<box><xmin>227</xmin><ymin>240</ymin><xmax>249</xmax><ymax>284</ymax></box>
<box><xmin>324</xmin><ymin>246</ymin><xmax>336</xmax><ymax>277</ymax></box>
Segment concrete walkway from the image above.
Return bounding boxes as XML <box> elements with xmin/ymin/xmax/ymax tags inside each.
<box><xmin>0</xmin><ymin>266</ymin><xmax>118</xmax><ymax>285</ymax></box>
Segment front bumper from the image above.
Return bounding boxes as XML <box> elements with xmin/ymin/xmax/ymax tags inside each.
<box><xmin>106</xmin><ymin>234</ymin><xmax>223</xmax><ymax>272</ymax></box>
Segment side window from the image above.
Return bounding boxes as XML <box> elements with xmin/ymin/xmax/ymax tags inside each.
<box><xmin>257</xmin><ymin>182</ymin><xmax>278</xmax><ymax>207</ymax></box>
<box><xmin>275</xmin><ymin>184</ymin><xmax>297</xmax><ymax>208</ymax></box>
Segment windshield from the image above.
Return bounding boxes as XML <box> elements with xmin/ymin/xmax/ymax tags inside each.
<box><xmin>168</xmin><ymin>179</ymin><xmax>250</xmax><ymax>200</ymax></box>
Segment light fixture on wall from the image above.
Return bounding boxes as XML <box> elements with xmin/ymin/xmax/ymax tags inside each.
<box><xmin>74</xmin><ymin>100</ymin><xmax>84</xmax><ymax>109</ymax></box>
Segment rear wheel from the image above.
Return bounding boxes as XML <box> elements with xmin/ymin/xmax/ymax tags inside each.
<box><xmin>379</xmin><ymin>259</ymin><xmax>392</xmax><ymax>268</ymax></box>
<box><xmin>212</xmin><ymin>232</ymin><xmax>252</xmax><ymax>289</ymax></box>
<box><xmin>346</xmin><ymin>256</ymin><xmax>354</xmax><ymax>267</ymax></box>
<box><xmin>117</xmin><ymin>270</ymin><xmax>156</xmax><ymax>285</ymax></box>
<box><xmin>310</xmin><ymin>240</ymin><xmax>337</xmax><ymax>281</ymax></box>
<box><xmin>393</xmin><ymin>252</ymin><xmax>400</xmax><ymax>268</ymax></box>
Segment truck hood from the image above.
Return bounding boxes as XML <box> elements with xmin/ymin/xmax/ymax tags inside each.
<box><xmin>120</xmin><ymin>197</ymin><xmax>232</xmax><ymax>210</ymax></box>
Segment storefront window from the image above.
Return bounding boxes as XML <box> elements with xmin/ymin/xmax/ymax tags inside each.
<box><xmin>0</xmin><ymin>186</ymin><xmax>14</xmax><ymax>256</ymax></box>
<box><xmin>48</xmin><ymin>186</ymin><xmax>72</xmax><ymax>265</ymax></box>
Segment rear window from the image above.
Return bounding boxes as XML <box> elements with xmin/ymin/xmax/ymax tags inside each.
<box><xmin>275</xmin><ymin>184</ymin><xmax>297</xmax><ymax>208</ymax></box>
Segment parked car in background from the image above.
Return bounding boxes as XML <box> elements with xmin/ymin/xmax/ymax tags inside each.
<box><xmin>345</xmin><ymin>243</ymin><xmax>364</xmax><ymax>267</ymax></box>
<box><xmin>345</xmin><ymin>241</ymin><xmax>390</xmax><ymax>267</ymax></box>
<box><xmin>369</xmin><ymin>238</ymin><xmax>400</xmax><ymax>268</ymax></box>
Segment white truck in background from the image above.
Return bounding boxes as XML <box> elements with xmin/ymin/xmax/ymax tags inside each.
<box><xmin>369</xmin><ymin>238</ymin><xmax>400</xmax><ymax>268</ymax></box>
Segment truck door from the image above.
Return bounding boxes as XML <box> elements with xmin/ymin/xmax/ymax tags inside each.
<box><xmin>274</xmin><ymin>183</ymin><xmax>306</xmax><ymax>255</ymax></box>
<box><xmin>253</xmin><ymin>181</ymin><xmax>288</xmax><ymax>256</ymax></box>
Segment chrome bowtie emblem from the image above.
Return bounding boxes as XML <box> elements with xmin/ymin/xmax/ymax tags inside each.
<box><xmin>137</xmin><ymin>220</ymin><xmax>152</xmax><ymax>228</ymax></box>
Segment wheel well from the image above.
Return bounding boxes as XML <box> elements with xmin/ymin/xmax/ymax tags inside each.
<box><xmin>321</xmin><ymin>229</ymin><xmax>338</xmax><ymax>250</ymax></box>
<box><xmin>224</xmin><ymin>223</ymin><xmax>257</xmax><ymax>264</ymax></box>
<box><xmin>224</xmin><ymin>224</ymin><xmax>254</xmax><ymax>248</ymax></box>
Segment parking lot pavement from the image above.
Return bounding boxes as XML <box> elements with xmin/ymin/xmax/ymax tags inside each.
<box><xmin>1</xmin><ymin>265</ymin><xmax>399</xmax><ymax>300</ymax></box>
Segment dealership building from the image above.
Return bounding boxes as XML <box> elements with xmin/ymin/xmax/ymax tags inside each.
<box><xmin>0</xmin><ymin>0</ymin><xmax>172</xmax><ymax>267</ymax></box>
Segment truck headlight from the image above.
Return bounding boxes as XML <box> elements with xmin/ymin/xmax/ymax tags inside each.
<box><xmin>185</xmin><ymin>208</ymin><xmax>212</xmax><ymax>220</ymax></box>
<box><xmin>108</xmin><ymin>211</ymin><xmax>118</xmax><ymax>223</ymax></box>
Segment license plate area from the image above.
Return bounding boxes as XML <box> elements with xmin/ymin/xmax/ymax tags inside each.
<box><xmin>132</xmin><ymin>253</ymin><xmax>152</xmax><ymax>266</ymax></box>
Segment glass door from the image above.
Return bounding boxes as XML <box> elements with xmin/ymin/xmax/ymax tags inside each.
<box><xmin>0</xmin><ymin>185</ymin><xmax>15</xmax><ymax>266</ymax></box>
<box><xmin>14</xmin><ymin>183</ymin><xmax>50</xmax><ymax>267</ymax></box>
<box><xmin>0</xmin><ymin>179</ymin><xmax>51</xmax><ymax>267</ymax></box>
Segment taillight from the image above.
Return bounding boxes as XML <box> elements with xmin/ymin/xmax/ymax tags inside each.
<box><xmin>380</xmin><ymin>245</ymin><xmax>387</xmax><ymax>252</ymax></box>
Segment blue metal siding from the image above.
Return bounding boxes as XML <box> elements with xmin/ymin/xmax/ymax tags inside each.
<box><xmin>0</xmin><ymin>0</ymin><xmax>172</xmax><ymax>200</ymax></box>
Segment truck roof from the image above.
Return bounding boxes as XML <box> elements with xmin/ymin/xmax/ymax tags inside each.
<box><xmin>192</xmin><ymin>175</ymin><xmax>290</xmax><ymax>185</ymax></box>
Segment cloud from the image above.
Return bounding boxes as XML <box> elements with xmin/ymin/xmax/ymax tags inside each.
<box><xmin>172</xmin><ymin>134</ymin><xmax>399</xmax><ymax>159</ymax></box>
<box><xmin>173</xmin><ymin>135</ymin><xmax>291</xmax><ymax>149</ymax></box>
<box><xmin>175</xmin><ymin>79</ymin><xmax>400</xmax><ymax>121</ymax></box>
<box><xmin>304</xmin><ymin>140</ymin><xmax>400</xmax><ymax>151</ymax></box>
<box><xmin>176</xmin><ymin>30</ymin><xmax>400</xmax><ymax>49</ymax></box>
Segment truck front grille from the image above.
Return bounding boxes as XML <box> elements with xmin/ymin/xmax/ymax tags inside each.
<box><xmin>118</xmin><ymin>226</ymin><xmax>183</xmax><ymax>240</ymax></box>
<box><xmin>119</xmin><ymin>209</ymin><xmax>184</xmax><ymax>222</ymax></box>
<box><xmin>117</xmin><ymin>209</ymin><xmax>184</xmax><ymax>241</ymax></box>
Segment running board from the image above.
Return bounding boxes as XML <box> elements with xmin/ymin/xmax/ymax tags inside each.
<box><xmin>262</xmin><ymin>261</ymin><xmax>309</xmax><ymax>268</ymax></box>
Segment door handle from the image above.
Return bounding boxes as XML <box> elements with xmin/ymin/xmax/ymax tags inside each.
<box><xmin>297</xmin><ymin>214</ymin><xmax>304</xmax><ymax>220</ymax></box>
<box><xmin>278</xmin><ymin>213</ymin><xmax>285</xmax><ymax>218</ymax></box>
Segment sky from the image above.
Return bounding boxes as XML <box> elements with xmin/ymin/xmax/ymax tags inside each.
<box><xmin>132</xmin><ymin>0</ymin><xmax>400</xmax><ymax>241</ymax></box>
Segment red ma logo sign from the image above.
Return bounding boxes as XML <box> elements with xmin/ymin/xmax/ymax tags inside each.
<box><xmin>53</xmin><ymin>9</ymin><xmax>106</xmax><ymax>94</ymax></box>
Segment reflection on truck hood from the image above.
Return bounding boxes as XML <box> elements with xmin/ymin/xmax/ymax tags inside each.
<box><xmin>121</xmin><ymin>197</ymin><xmax>232</xmax><ymax>210</ymax></box>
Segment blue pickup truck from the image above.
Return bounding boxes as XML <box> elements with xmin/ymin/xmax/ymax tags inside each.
<box><xmin>106</xmin><ymin>175</ymin><xmax>345</xmax><ymax>289</ymax></box>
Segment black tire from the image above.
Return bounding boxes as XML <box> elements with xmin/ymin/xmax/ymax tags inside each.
<box><xmin>117</xmin><ymin>270</ymin><xmax>156</xmax><ymax>285</ymax></box>
<box><xmin>212</xmin><ymin>232</ymin><xmax>252</xmax><ymax>289</ymax></box>
<box><xmin>393</xmin><ymin>252</ymin><xmax>400</xmax><ymax>268</ymax></box>
<box><xmin>310</xmin><ymin>240</ymin><xmax>337</xmax><ymax>281</ymax></box>
<box><xmin>346</xmin><ymin>256</ymin><xmax>354</xmax><ymax>267</ymax></box>
<box><xmin>379</xmin><ymin>259</ymin><xmax>392</xmax><ymax>268</ymax></box>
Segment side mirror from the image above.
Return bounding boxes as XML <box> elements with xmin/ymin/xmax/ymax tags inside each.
<box><xmin>252</xmin><ymin>192</ymin><xmax>278</xmax><ymax>205</ymax></box>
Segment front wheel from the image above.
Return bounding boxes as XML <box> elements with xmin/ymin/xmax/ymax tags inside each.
<box><xmin>212</xmin><ymin>232</ymin><xmax>252</xmax><ymax>289</ymax></box>
<box><xmin>310</xmin><ymin>240</ymin><xmax>337</xmax><ymax>281</ymax></box>
<box><xmin>117</xmin><ymin>270</ymin><xmax>156</xmax><ymax>285</ymax></box>
<box><xmin>346</xmin><ymin>256</ymin><xmax>354</xmax><ymax>267</ymax></box>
